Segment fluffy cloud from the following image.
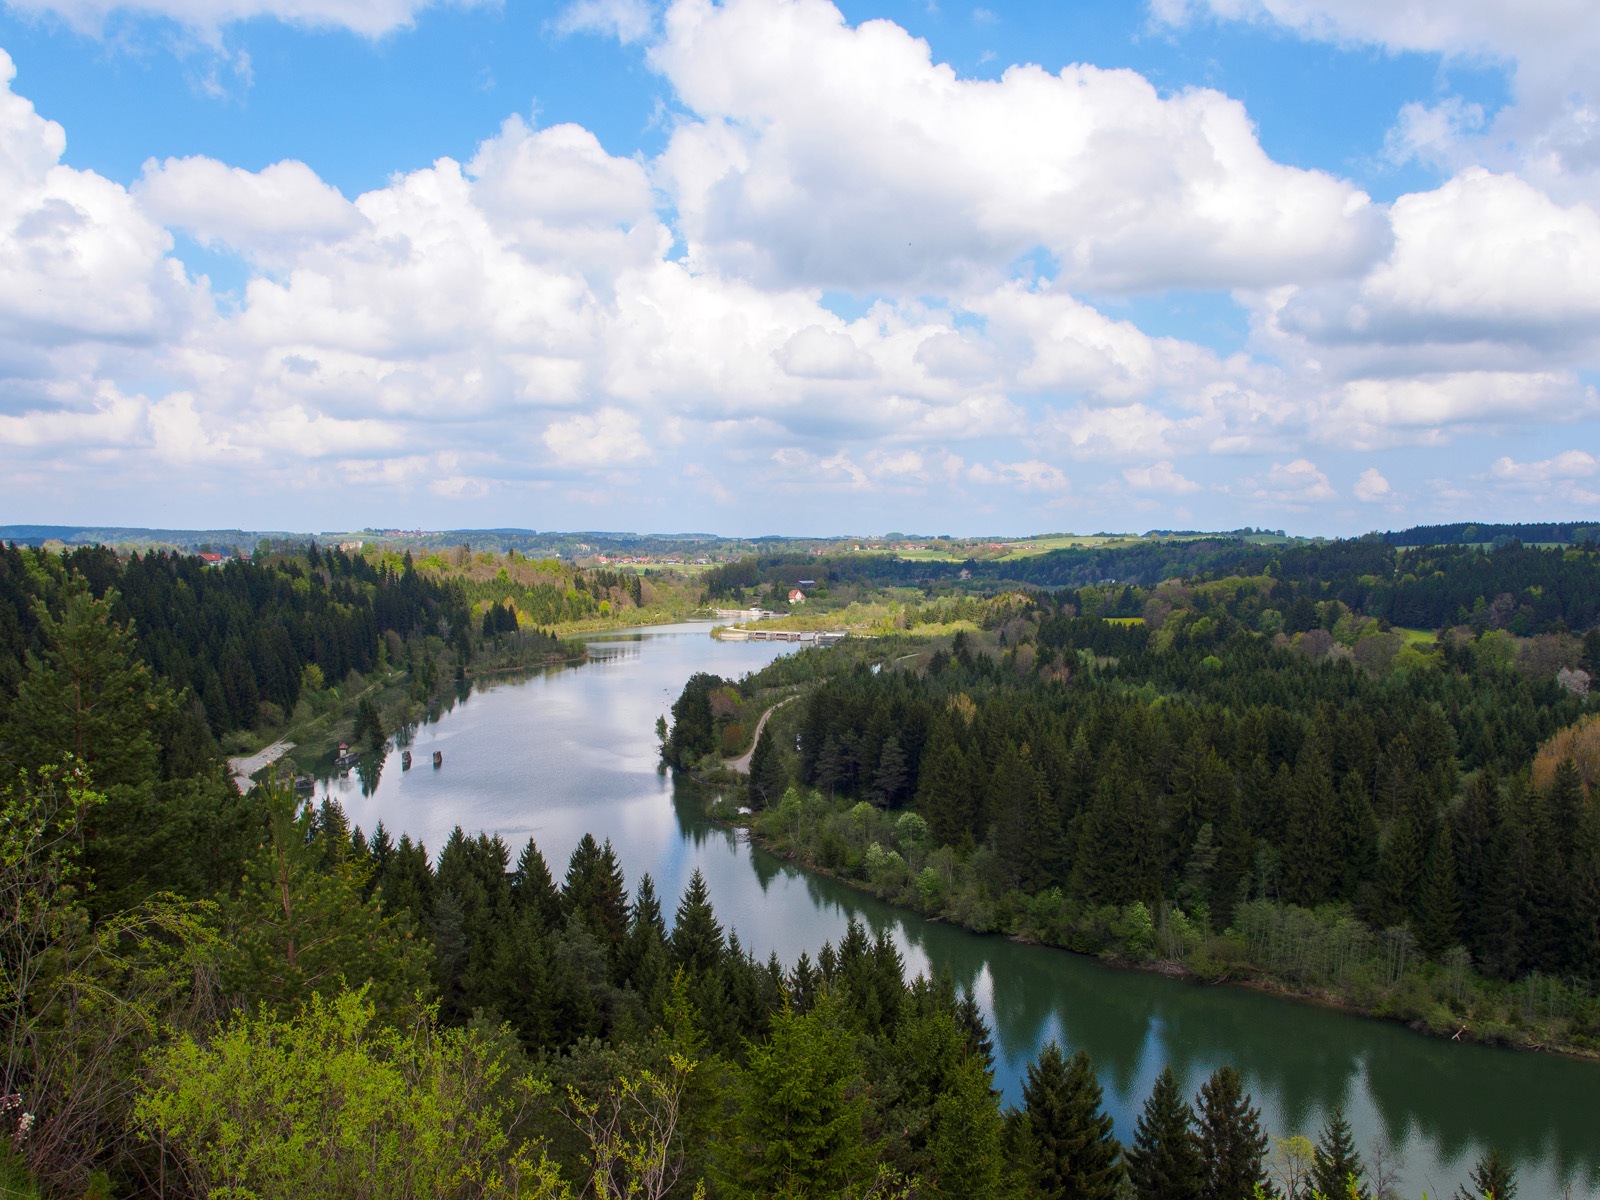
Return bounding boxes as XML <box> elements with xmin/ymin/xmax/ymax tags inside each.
<box><xmin>7</xmin><ymin>1</ymin><xmax>1600</xmax><ymax>529</ymax></box>
<box><xmin>1155</xmin><ymin>0</ymin><xmax>1600</xmax><ymax>205</ymax></box>
<box><xmin>1123</xmin><ymin>460</ymin><xmax>1200</xmax><ymax>494</ymax></box>
<box><xmin>1487</xmin><ymin>449</ymin><xmax>1600</xmax><ymax>505</ymax></box>
<box><xmin>0</xmin><ymin>51</ymin><xmax>193</xmax><ymax>351</ymax></box>
<box><xmin>1245</xmin><ymin>458</ymin><xmax>1336</xmax><ymax>506</ymax></box>
<box><xmin>652</xmin><ymin>0</ymin><xmax>1383</xmax><ymax>293</ymax></box>
<box><xmin>135</xmin><ymin>157</ymin><xmax>366</xmax><ymax>261</ymax></box>
<box><xmin>1353</xmin><ymin>466</ymin><xmax>1392</xmax><ymax>501</ymax></box>
<box><xmin>555</xmin><ymin>0</ymin><xmax>657</xmax><ymax>42</ymax></box>
<box><xmin>1490</xmin><ymin>450</ymin><xmax>1599</xmax><ymax>483</ymax></box>
<box><xmin>543</xmin><ymin>406</ymin><xmax>652</xmax><ymax>466</ymax></box>
<box><xmin>1276</xmin><ymin>170</ymin><xmax>1600</xmax><ymax>364</ymax></box>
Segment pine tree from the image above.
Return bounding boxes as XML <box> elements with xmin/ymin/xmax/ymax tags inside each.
<box><xmin>1021</xmin><ymin>1043</ymin><xmax>1124</xmax><ymax>1200</ymax></box>
<box><xmin>989</xmin><ymin>743</ymin><xmax>1055</xmax><ymax>892</ymax></box>
<box><xmin>719</xmin><ymin>994</ymin><xmax>874</xmax><ymax>1199</ymax></box>
<box><xmin>1371</xmin><ymin>811</ymin><xmax>1423</xmax><ymax>931</ymax></box>
<box><xmin>670</xmin><ymin>868</ymin><xmax>726</xmax><ymax>975</ymax></box>
<box><xmin>621</xmin><ymin>872</ymin><xmax>671</xmax><ymax>1005</ymax></box>
<box><xmin>3</xmin><ymin>584</ymin><xmax>174</xmax><ymax>910</ymax></box>
<box><xmin>1334</xmin><ymin>772</ymin><xmax>1380</xmax><ymax>904</ymax></box>
<box><xmin>917</xmin><ymin>729</ymin><xmax>976</xmax><ymax>847</ymax></box>
<box><xmin>1283</xmin><ymin>728</ymin><xmax>1340</xmax><ymax>907</ymax></box>
<box><xmin>1196</xmin><ymin>1065</ymin><xmax>1268</xmax><ymax>1200</ymax></box>
<box><xmin>871</xmin><ymin>734</ymin><xmax>909</xmax><ymax>807</ymax></box>
<box><xmin>1311</xmin><ymin>1107</ymin><xmax>1368</xmax><ymax>1200</ymax></box>
<box><xmin>930</xmin><ymin>1052</ymin><xmax>1005</xmax><ymax>1200</ymax></box>
<box><xmin>1126</xmin><ymin>1066</ymin><xmax>1203</xmax><ymax>1200</ymax></box>
<box><xmin>955</xmin><ymin>989</ymin><xmax>998</xmax><ymax>1080</ymax></box>
<box><xmin>748</xmin><ymin>723</ymin><xmax>787</xmax><ymax>811</ymax></box>
<box><xmin>1416</xmin><ymin>825</ymin><xmax>1462</xmax><ymax>958</ymax></box>
<box><xmin>1454</xmin><ymin>1147</ymin><xmax>1516</xmax><ymax>1200</ymax></box>
<box><xmin>221</xmin><ymin>785</ymin><xmax>431</xmax><ymax>1015</ymax></box>
<box><xmin>512</xmin><ymin>837</ymin><xmax>564</xmax><ymax>932</ymax></box>
<box><xmin>563</xmin><ymin>833</ymin><xmax>629</xmax><ymax>955</ymax></box>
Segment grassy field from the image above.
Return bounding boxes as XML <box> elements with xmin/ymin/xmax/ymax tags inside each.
<box><xmin>885</xmin><ymin>533</ymin><xmax>1141</xmax><ymax>563</ymax></box>
<box><xmin>1393</xmin><ymin>625</ymin><xmax>1439</xmax><ymax>646</ymax></box>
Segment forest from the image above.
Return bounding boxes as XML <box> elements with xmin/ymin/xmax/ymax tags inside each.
<box><xmin>0</xmin><ymin>533</ymin><xmax>1580</xmax><ymax>1198</ymax></box>
<box><xmin>674</xmin><ymin>540</ymin><xmax>1600</xmax><ymax>1057</ymax></box>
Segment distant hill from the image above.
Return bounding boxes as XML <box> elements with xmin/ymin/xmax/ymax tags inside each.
<box><xmin>1380</xmin><ymin>521</ymin><xmax>1600</xmax><ymax>546</ymax></box>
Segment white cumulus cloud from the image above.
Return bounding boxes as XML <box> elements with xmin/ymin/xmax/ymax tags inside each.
<box><xmin>1353</xmin><ymin>466</ymin><xmax>1392</xmax><ymax>501</ymax></box>
<box><xmin>651</xmin><ymin>0</ymin><xmax>1383</xmax><ymax>293</ymax></box>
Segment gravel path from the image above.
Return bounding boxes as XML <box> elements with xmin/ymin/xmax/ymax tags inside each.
<box><xmin>725</xmin><ymin>698</ymin><xmax>795</xmax><ymax>774</ymax></box>
<box><xmin>228</xmin><ymin>740</ymin><xmax>295</xmax><ymax>793</ymax></box>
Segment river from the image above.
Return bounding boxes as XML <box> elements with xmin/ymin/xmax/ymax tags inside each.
<box><xmin>317</xmin><ymin>621</ymin><xmax>1600</xmax><ymax>1199</ymax></box>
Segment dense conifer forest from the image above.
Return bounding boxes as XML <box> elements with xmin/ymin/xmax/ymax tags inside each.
<box><xmin>0</xmin><ymin>534</ymin><xmax>1586</xmax><ymax>1197</ymax></box>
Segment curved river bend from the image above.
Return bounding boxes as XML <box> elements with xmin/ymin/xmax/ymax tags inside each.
<box><xmin>318</xmin><ymin>623</ymin><xmax>1600</xmax><ymax>1200</ymax></box>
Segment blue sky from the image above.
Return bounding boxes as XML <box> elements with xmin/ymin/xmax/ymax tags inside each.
<box><xmin>1</xmin><ymin>0</ymin><xmax>1597</xmax><ymax>536</ymax></box>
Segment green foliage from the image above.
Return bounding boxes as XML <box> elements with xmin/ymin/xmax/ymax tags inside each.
<box><xmin>1126</xmin><ymin>1066</ymin><xmax>1203</xmax><ymax>1200</ymax></box>
<box><xmin>717</xmin><ymin>993</ymin><xmax>875</xmax><ymax>1199</ymax></box>
<box><xmin>218</xmin><ymin>786</ymin><xmax>431</xmax><ymax>1014</ymax></box>
<box><xmin>1</xmin><ymin>763</ymin><xmax>216</xmax><ymax>1194</ymax></box>
<box><xmin>1022</xmin><ymin>1043</ymin><xmax>1124</xmax><ymax>1200</ymax></box>
<box><xmin>138</xmin><ymin>987</ymin><xmax>568</xmax><ymax>1199</ymax></box>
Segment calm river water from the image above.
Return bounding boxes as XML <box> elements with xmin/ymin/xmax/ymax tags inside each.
<box><xmin>319</xmin><ymin>622</ymin><xmax>1600</xmax><ymax>1199</ymax></box>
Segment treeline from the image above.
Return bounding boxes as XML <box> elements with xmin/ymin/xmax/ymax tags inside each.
<box><xmin>703</xmin><ymin>538</ymin><xmax>1600</xmax><ymax>637</ymax></box>
<box><xmin>0</xmin><ymin>542</ymin><xmax>475</xmax><ymax>736</ymax></box>
<box><xmin>1380</xmin><ymin>521</ymin><xmax>1600</xmax><ymax>547</ymax></box>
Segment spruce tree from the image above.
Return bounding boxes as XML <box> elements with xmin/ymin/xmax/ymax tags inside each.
<box><xmin>563</xmin><ymin>833</ymin><xmax>629</xmax><ymax>955</ymax></box>
<box><xmin>512</xmin><ymin>837</ymin><xmax>564</xmax><ymax>932</ymax></box>
<box><xmin>1126</xmin><ymin>1066</ymin><xmax>1202</xmax><ymax>1200</ymax></box>
<box><xmin>1454</xmin><ymin>1147</ymin><xmax>1516</xmax><ymax>1200</ymax></box>
<box><xmin>1021</xmin><ymin>1043</ymin><xmax>1124</xmax><ymax>1200</ymax></box>
<box><xmin>1310</xmin><ymin>1107</ymin><xmax>1368</xmax><ymax>1200</ymax></box>
<box><xmin>670</xmin><ymin>867</ymin><xmax>726</xmax><ymax>975</ymax></box>
<box><xmin>1196</xmin><ymin>1065</ymin><xmax>1268</xmax><ymax>1200</ymax></box>
<box><xmin>1416</xmin><ymin>825</ymin><xmax>1462</xmax><ymax>958</ymax></box>
<box><xmin>748</xmin><ymin>723</ymin><xmax>787</xmax><ymax>810</ymax></box>
<box><xmin>917</xmin><ymin>730</ymin><xmax>975</xmax><ymax>847</ymax></box>
<box><xmin>1283</xmin><ymin>728</ymin><xmax>1340</xmax><ymax>907</ymax></box>
<box><xmin>872</xmin><ymin>734</ymin><xmax>909</xmax><ymax>807</ymax></box>
<box><xmin>930</xmin><ymin>1052</ymin><xmax>1005</xmax><ymax>1200</ymax></box>
<box><xmin>719</xmin><ymin>994</ymin><xmax>874</xmax><ymax>1199</ymax></box>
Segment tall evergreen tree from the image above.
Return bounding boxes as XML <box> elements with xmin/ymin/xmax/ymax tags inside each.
<box><xmin>670</xmin><ymin>868</ymin><xmax>726</xmax><ymax>975</ymax></box>
<box><xmin>1311</xmin><ymin>1107</ymin><xmax>1368</xmax><ymax>1200</ymax></box>
<box><xmin>511</xmin><ymin>837</ymin><xmax>563</xmax><ymax>932</ymax></box>
<box><xmin>1126</xmin><ymin>1066</ymin><xmax>1203</xmax><ymax>1200</ymax></box>
<box><xmin>1416</xmin><ymin>825</ymin><xmax>1462</xmax><ymax>958</ymax></box>
<box><xmin>718</xmin><ymin>994</ymin><xmax>875</xmax><ymax>1200</ymax></box>
<box><xmin>929</xmin><ymin>1052</ymin><xmax>1005</xmax><ymax>1200</ymax></box>
<box><xmin>748</xmin><ymin>723</ymin><xmax>787</xmax><ymax>811</ymax></box>
<box><xmin>1454</xmin><ymin>1147</ymin><xmax>1516</xmax><ymax>1200</ymax></box>
<box><xmin>1283</xmin><ymin>728</ymin><xmax>1340</xmax><ymax>907</ymax></box>
<box><xmin>1196</xmin><ymin>1065</ymin><xmax>1269</xmax><ymax>1200</ymax></box>
<box><xmin>917</xmin><ymin>727</ymin><xmax>977</xmax><ymax>847</ymax></box>
<box><xmin>563</xmin><ymin>834</ymin><xmax>629</xmax><ymax>955</ymax></box>
<box><xmin>1021</xmin><ymin>1043</ymin><xmax>1124</xmax><ymax>1200</ymax></box>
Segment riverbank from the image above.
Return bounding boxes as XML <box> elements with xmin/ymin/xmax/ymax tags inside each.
<box><xmin>692</xmin><ymin>776</ymin><xmax>1600</xmax><ymax>1063</ymax></box>
<box><xmin>226</xmin><ymin>639</ymin><xmax>583</xmax><ymax>787</ymax></box>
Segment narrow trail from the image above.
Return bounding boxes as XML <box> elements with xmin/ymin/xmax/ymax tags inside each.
<box><xmin>725</xmin><ymin>697</ymin><xmax>796</xmax><ymax>774</ymax></box>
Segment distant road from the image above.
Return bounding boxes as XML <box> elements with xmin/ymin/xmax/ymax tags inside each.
<box><xmin>228</xmin><ymin>740</ymin><xmax>294</xmax><ymax>793</ymax></box>
<box><xmin>725</xmin><ymin>698</ymin><xmax>795</xmax><ymax>774</ymax></box>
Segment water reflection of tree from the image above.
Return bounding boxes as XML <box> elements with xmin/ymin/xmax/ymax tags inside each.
<box><xmin>356</xmin><ymin>751</ymin><xmax>385</xmax><ymax>796</ymax></box>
